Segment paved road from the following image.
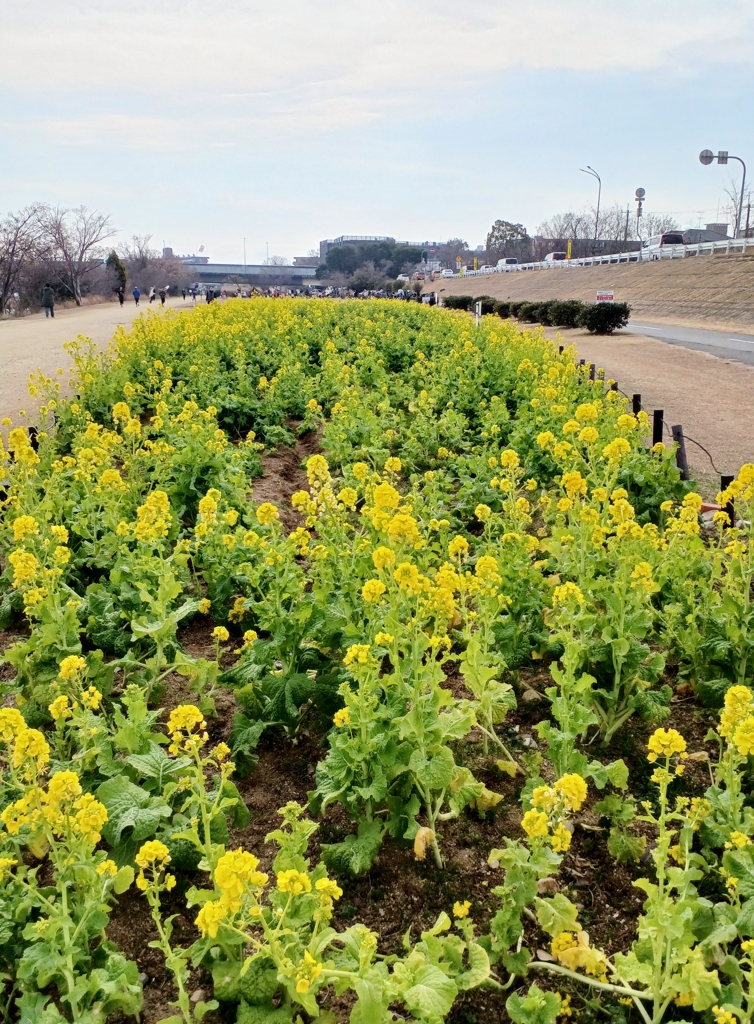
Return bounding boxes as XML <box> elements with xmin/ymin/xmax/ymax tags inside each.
<box><xmin>628</xmin><ymin>320</ymin><xmax>754</xmax><ymax>366</ymax></box>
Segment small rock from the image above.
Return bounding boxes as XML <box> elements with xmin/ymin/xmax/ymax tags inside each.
<box><xmin>536</xmin><ymin>949</ymin><xmax>555</xmax><ymax>962</ymax></box>
<box><xmin>138</xmin><ymin>972</ymin><xmax>148</xmax><ymax>984</ymax></box>
<box><xmin>521</xmin><ymin>688</ymin><xmax>543</xmax><ymax>703</ymax></box>
<box><xmin>521</xmin><ymin>734</ymin><xmax>538</xmax><ymax>749</ymax></box>
<box><xmin>537</xmin><ymin>877</ymin><xmax>559</xmax><ymax>895</ymax></box>
<box><xmin>190</xmin><ymin>989</ymin><xmax>205</xmax><ymax>1003</ymax></box>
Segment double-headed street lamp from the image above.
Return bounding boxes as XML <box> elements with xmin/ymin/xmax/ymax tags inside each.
<box><xmin>699</xmin><ymin>149</ymin><xmax>747</xmax><ymax>238</ymax></box>
<box><xmin>580</xmin><ymin>165</ymin><xmax>601</xmax><ymax>247</ymax></box>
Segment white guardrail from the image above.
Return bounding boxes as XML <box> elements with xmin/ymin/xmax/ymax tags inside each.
<box><xmin>452</xmin><ymin>236</ymin><xmax>753</xmax><ymax>277</ymax></box>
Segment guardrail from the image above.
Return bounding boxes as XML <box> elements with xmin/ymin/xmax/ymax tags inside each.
<box><xmin>450</xmin><ymin>236</ymin><xmax>753</xmax><ymax>277</ymax></box>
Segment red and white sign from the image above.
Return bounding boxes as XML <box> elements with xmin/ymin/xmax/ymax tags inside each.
<box><xmin>596</xmin><ymin>290</ymin><xmax>615</xmax><ymax>303</ymax></box>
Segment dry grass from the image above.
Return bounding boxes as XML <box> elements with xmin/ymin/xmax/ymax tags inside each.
<box><xmin>429</xmin><ymin>254</ymin><xmax>754</xmax><ymax>332</ymax></box>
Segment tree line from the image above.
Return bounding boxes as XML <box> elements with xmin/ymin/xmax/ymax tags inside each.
<box><xmin>0</xmin><ymin>205</ymin><xmax>194</xmax><ymax>315</ymax></box>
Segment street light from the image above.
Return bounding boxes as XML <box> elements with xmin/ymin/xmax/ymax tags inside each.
<box><xmin>580</xmin><ymin>165</ymin><xmax>602</xmax><ymax>248</ymax></box>
<box><xmin>699</xmin><ymin>149</ymin><xmax>747</xmax><ymax>238</ymax></box>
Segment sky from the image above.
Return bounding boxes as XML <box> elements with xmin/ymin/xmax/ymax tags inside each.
<box><xmin>2</xmin><ymin>0</ymin><xmax>753</xmax><ymax>263</ymax></box>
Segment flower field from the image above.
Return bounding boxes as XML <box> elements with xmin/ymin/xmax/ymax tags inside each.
<box><xmin>1</xmin><ymin>298</ymin><xmax>754</xmax><ymax>1024</ymax></box>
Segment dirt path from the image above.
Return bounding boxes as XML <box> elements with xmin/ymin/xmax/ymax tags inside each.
<box><xmin>0</xmin><ymin>296</ymin><xmax>197</xmax><ymax>423</ymax></box>
<box><xmin>542</xmin><ymin>324</ymin><xmax>754</xmax><ymax>495</ymax></box>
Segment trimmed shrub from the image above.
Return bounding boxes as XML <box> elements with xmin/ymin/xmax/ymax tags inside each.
<box><xmin>494</xmin><ymin>300</ymin><xmax>511</xmax><ymax>318</ymax></box>
<box><xmin>517</xmin><ymin>302</ymin><xmax>541</xmax><ymax>323</ymax></box>
<box><xmin>548</xmin><ymin>300</ymin><xmax>585</xmax><ymax>328</ymax></box>
<box><xmin>578</xmin><ymin>301</ymin><xmax>631</xmax><ymax>334</ymax></box>
<box><xmin>443</xmin><ymin>295</ymin><xmax>474</xmax><ymax>311</ymax></box>
<box><xmin>534</xmin><ymin>300</ymin><xmax>556</xmax><ymax>326</ymax></box>
<box><xmin>507</xmin><ymin>301</ymin><xmax>526</xmax><ymax>318</ymax></box>
<box><xmin>477</xmin><ymin>295</ymin><xmax>497</xmax><ymax>315</ymax></box>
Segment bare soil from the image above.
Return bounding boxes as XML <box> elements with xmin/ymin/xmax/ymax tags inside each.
<box><xmin>427</xmin><ymin>254</ymin><xmax>754</xmax><ymax>332</ymax></box>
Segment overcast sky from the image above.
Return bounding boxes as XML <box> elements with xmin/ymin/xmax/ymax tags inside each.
<box><xmin>2</xmin><ymin>1</ymin><xmax>752</xmax><ymax>262</ymax></box>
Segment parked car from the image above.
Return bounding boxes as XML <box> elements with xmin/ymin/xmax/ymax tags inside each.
<box><xmin>440</xmin><ymin>269</ymin><xmax>455</xmax><ymax>278</ymax></box>
<box><xmin>497</xmin><ymin>257</ymin><xmax>518</xmax><ymax>268</ymax></box>
<box><xmin>543</xmin><ymin>252</ymin><xmax>567</xmax><ymax>264</ymax></box>
<box><xmin>479</xmin><ymin>265</ymin><xmax>495</xmax><ymax>274</ymax></box>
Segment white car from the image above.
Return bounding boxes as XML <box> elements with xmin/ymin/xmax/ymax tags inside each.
<box><xmin>479</xmin><ymin>265</ymin><xmax>495</xmax><ymax>273</ymax></box>
<box><xmin>543</xmin><ymin>252</ymin><xmax>567</xmax><ymax>265</ymax></box>
<box><xmin>440</xmin><ymin>269</ymin><xmax>455</xmax><ymax>278</ymax></box>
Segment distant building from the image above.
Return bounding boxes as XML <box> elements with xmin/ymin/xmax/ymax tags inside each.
<box><xmin>293</xmin><ymin>256</ymin><xmax>321</xmax><ymax>267</ymax></box>
<box><xmin>682</xmin><ymin>224</ymin><xmax>731</xmax><ymax>243</ymax></box>
<box><xmin>184</xmin><ymin>262</ymin><xmax>316</xmax><ymax>287</ymax></box>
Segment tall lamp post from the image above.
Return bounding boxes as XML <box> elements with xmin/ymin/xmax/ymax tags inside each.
<box><xmin>700</xmin><ymin>149</ymin><xmax>747</xmax><ymax>237</ymax></box>
<box><xmin>580</xmin><ymin>165</ymin><xmax>602</xmax><ymax>250</ymax></box>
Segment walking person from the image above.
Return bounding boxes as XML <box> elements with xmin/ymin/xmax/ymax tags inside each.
<box><xmin>117</xmin><ymin>286</ymin><xmax>125</xmax><ymax>307</ymax></box>
<box><xmin>158</xmin><ymin>287</ymin><xmax>167</xmax><ymax>307</ymax></box>
<box><xmin>149</xmin><ymin>286</ymin><xmax>156</xmax><ymax>303</ymax></box>
<box><xmin>41</xmin><ymin>283</ymin><xmax>55</xmax><ymax>318</ymax></box>
<box><xmin>132</xmin><ymin>286</ymin><xmax>140</xmax><ymax>306</ymax></box>
<box><xmin>182</xmin><ymin>288</ymin><xmax>187</xmax><ymax>300</ymax></box>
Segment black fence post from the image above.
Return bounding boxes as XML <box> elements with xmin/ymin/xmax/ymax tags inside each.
<box><xmin>558</xmin><ymin>345</ymin><xmax>563</xmax><ymax>354</ymax></box>
<box><xmin>632</xmin><ymin>393</ymin><xmax>642</xmax><ymax>415</ymax></box>
<box><xmin>652</xmin><ymin>410</ymin><xmax>664</xmax><ymax>446</ymax></box>
<box><xmin>721</xmin><ymin>474</ymin><xmax>735</xmax><ymax>526</ymax></box>
<box><xmin>589</xmin><ymin>363</ymin><xmax>596</xmax><ymax>381</ymax></box>
<box><xmin>610</xmin><ymin>381</ymin><xmax>618</xmax><ymax>392</ymax></box>
<box><xmin>671</xmin><ymin>424</ymin><xmax>689</xmax><ymax>481</ymax></box>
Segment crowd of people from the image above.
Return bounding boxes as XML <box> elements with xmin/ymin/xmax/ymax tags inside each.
<box><xmin>31</xmin><ymin>281</ymin><xmax>431</xmax><ymax>320</ymax></box>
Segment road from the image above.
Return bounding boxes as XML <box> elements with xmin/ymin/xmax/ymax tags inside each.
<box><xmin>628</xmin><ymin>320</ymin><xmax>754</xmax><ymax>366</ymax></box>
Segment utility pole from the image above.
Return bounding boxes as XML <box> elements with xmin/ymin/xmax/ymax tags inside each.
<box><xmin>624</xmin><ymin>204</ymin><xmax>630</xmax><ymax>242</ymax></box>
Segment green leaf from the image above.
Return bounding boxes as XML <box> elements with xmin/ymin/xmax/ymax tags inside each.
<box><xmin>506</xmin><ymin>984</ymin><xmax>561</xmax><ymax>1024</ymax></box>
<box><xmin>114</xmin><ymin>865</ymin><xmax>135</xmax><ymax>894</ymax></box>
<box><xmin>456</xmin><ymin>942</ymin><xmax>490</xmax><ymax>990</ymax></box>
<box><xmin>127</xmin><ymin>742</ymin><xmax>192</xmax><ymax>789</ymax></box>
<box><xmin>229</xmin><ymin>713</ymin><xmax>267</xmax><ymax>777</ymax></box>
<box><xmin>321</xmin><ymin>819</ymin><xmax>385</xmax><ymax>876</ymax></box>
<box><xmin>408</xmin><ymin>746</ymin><xmax>456</xmax><ymax>791</ymax></box>
<box><xmin>349</xmin><ymin>976</ymin><xmax>393</xmax><ymax>1024</ymax></box>
<box><xmin>535</xmin><ymin>893</ymin><xmax>580</xmax><ymax>937</ymax></box>
<box><xmin>96</xmin><ymin>777</ymin><xmax>172</xmax><ymax>859</ymax></box>
<box><xmin>607</xmin><ymin>827</ymin><xmax>646</xmax><ymax>864</ymax></box>
<box><xmin>402</xmin><ymin>963</ymin><xmax>458</xmax><ymax>1019</ymax></box>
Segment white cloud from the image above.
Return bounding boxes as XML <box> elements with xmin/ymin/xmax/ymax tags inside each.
<box><xmin>5</xmin><ymin>0</ymin><xmax>753</xmax><ymax>132</ymax></box>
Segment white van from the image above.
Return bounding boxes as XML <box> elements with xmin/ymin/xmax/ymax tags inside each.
<box><xmin>497</xmin><ymin>257</ymin><xmax>518</xmax><ymax>268</ymax></box>
<box><xmin>543</xmin><ymin>252</ymin><xmax>567</xmax><ymax>264</ymax></box>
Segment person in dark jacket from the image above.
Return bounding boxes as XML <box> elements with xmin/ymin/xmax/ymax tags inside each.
<box><xmin>117</xmin><ymin>286</ymin><xmax>125</xmax><ymax>307</ymax></box>
<box><xmin>133</xmin><ymin>286</ymin><xmax>140</xmax><ymax>306</ymax></box>
<box><xmin>158</xmin><ymin>288</ymin><xmax>167</xmax><ymax>307</ymax></box>
<box><xmin>41</xmin><ymin>283</ymin><xmax>55</xmax><ymax>317</ymax></box>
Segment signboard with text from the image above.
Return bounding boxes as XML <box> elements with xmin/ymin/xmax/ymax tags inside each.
<box><xmin>596</xmin><ymin>290</ymin><xmax>615</xmax><ymax>303</ymax></box>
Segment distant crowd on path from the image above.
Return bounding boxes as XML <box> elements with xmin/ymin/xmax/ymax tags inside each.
<box><xmin>36</xmin><ymin>282</ymin><xmax>429</xmax><ymax>321</ymax></box>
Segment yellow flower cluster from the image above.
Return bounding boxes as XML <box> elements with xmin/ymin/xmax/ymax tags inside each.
<box><xmin>167</xmin><ymin>704</ymin><xmax>208</xmax><ymax>755</ymax></box>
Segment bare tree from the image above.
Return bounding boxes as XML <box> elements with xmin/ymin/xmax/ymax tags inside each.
<box><xmin>41</xmin><ymin>206</ymin><xmax>115</xmax><ymax>305</ymax></box>
<box><xmin>721</xmin><ymin>176</ymin><xmax>753</xmax><ymax>237</ymax></box>
<box><xmin>0</xmin><ymin>204</ymin><xmax>46</xmax><ymax>313</ymax></box>
<box><xmin>263</xmin><ymin>255</ymin><xmax>289</xmax><ymax>266</ymax></box>
<box><xmin>641</xmin><ymin>213</ymin><xmax>681</xmax><ymax>238</ymax></box>
<box><xmin>436</xmin><ymin>238</ymin><xmax>470</xmax><ymax>266</ymax></box>
<box><xmin>118</xmin><ymin>234</ymin><xmax>159</xmax><ymax>273</ymax></box>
